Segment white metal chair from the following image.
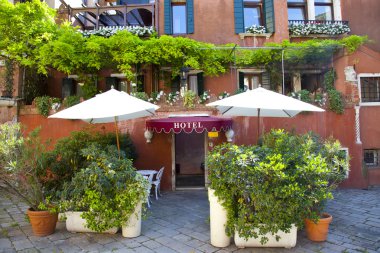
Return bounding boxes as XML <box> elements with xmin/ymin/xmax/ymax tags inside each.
<box><xmin>152</xmin><ymin>167</ymin><xmax>164</xmax><ymax>200</ymax></box>
<box><xmin>143</xmin><ymin>174</ymin><xmax>154</xmax><ymax>207</ymax></box>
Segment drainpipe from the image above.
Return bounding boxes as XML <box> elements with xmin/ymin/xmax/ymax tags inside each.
<box><xmin>282</xmin><ymin>49</ymin><xmax>285</xmax><ymax>94</ymax></box>
<box><xmin>155</xmin><ymin>0</ymin><xmax>159</xmax><ymax>35</ymax></box>
<box><xmin>355</xmin><ymin>105</ymin><xmax>362</xmax><ymax>144</ymax></box>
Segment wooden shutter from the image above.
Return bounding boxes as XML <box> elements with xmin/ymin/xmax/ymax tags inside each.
<box><xmin>62</xmin><ymin>78</ymin><xmax>74</xmax><ymax>99</ymax></box>
<box><xmin>239</xmin><ymin>72</ymin><xmax>245</xmax><ymax>90</ymax></box>
<box><xmin>164</xmin><ymin>0</ymin><xmax>173</xmax><ymax>34</ymax></box>
<box><xmin>263</xmin><ymin>0</ymin><xmax>275</xmax><ymax>33</ymax></box>
<box><xmin>234</xmin><ymin>0</ymin><xmax>244</xmax><ymax>34</ymax></box>
<box><xmin>262</xmin><ymin>72</ymin><xmax>271</xmax><ymax>90</ymax></box>
<box><xmin>197</xmin><ymin>72</ymin><xmax>204</xmax><ymax>96</ymax></box>
<box><xmin>186</xmin><ymin>0</ymin><xmax>194</xmax><ymax>34</ymax></box>
<box><xmin>106</xmin><ymin>77</ymin><xmax>119</xmax><ymax>91</ymax></box>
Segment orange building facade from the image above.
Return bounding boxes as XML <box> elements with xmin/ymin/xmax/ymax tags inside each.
<box><xmin>3</xmin><ymin>0</ymin><xmax>380</xmax><ymax>190</ymax></box>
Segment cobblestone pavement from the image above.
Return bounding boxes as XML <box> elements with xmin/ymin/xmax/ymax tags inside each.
<box><xmin>0</xmin><ymin>187</ymin><xmax>379</xmax><ymax>253</ymax></box>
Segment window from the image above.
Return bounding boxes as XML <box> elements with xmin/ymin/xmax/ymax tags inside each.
<box><xmin>360</xmin><ymin>76</ymin><xmax>380</xmax><ymax>103</ymax></box>
<box><xmin>234</xmin><ymin>0</ymin><xmax>274</xmax><ymax>34</ymax></box>
<box><xmin>315</xmin><ymin>0</ymin><xmax>333</xmax><ymax>21</ymax></box>
<box><xmin>172</xmin><ymin>3</ymin><xmax>187</xmax><ymax>34</ymax></box>
<box><xmin>164</xmin><ymin>0</ymin><xmax>193</xmax><ymax>35</ymax></box>
<box><xmin>364</xmin><ymin>149</ymin><xmax>379</xmax><ymax>167</ymax></box>
<box><xmin>287</xmin><ymin>0</ymin><xmax>307</xmax><ymax>20</ymax></box>
<box><xmin>244</xmin><ymin>0</ymin><xmax>263</xmax><ymax>28</ymax></box>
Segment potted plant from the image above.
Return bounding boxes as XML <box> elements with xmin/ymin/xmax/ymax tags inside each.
<box><xmin>207</xmin><ymin>129</ymin><xmax>349</xmax><ymax>247</ymax></box>
<box><xmin>0</xmin><ymin>123</ymin><xmax>58</xmax><ymax>237</ymax></box>
<box><xmin>303</xmin><ymin>139</ymin><xmax>349</xmax><ymax>242</ymax></box>
<box><xmin>60</xmin><ymin>144</ymin><xmax>148</xmax><ymax>236</ymax></box>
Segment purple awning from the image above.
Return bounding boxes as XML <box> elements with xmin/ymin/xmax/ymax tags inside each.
<box><xmin>146</xmin><ymin>116</ymin><xmax>233</xmax><ymax>134</ymax></box>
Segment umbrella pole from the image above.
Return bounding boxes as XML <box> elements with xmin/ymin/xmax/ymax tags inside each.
<box><xmin>257</xmin><ymin>108</ymin><xmax>261</xmax><ymax>142</ymax></box>
<box><xmin>114</xmin><ymin>117</ymin><xmax>121</xmax><ymax>159</ymax></box>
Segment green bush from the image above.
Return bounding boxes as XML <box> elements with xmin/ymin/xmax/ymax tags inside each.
<box><xmin>34</xmin><ymin>96</ymin><xmax>61</xmax><ymax>117</ymax></box>
<box><xmin>207</xmin><ymin>129</ymin><xmax>349</xmax><ymax>245</ymax></box>
<box><xmin>60</xmin><ymin>144</ymin><xmax>148</xmax><ymax>232</ymax></box>
<box><xmin>62</xmin><ymin>95</ymin><xmax>80</xmax><ymax>108</ymax></box>
<box><xmin>328</xmin><ymin>89</ymin><xmax>345</xmax><ymax>114</ymax></box>
<box><xmin>44</xmin><ymin>128</ymin><xmax>137</xmax><ymax>196</ymax></box>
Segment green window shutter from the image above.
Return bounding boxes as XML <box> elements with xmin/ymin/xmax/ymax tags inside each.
<box><xmin>262</xmin><ymin>72</ymin><xmax>271</xmax><ymax>90</ymax></box>
<box><xmin>62</xmin><ymin>78</ymin><xmax>74</xmax><ymax>99</ymax></box>
<box><xmin>186</xmin><ymin>0</ymin><xmax>194</xmax><ymax>34</ymax></box>
<box><xmin>106</xmin><ymin>77</ymin><xmax>119</xmax><ymax>91</ymax></box>
<box><xmin>234</xmin><ymin>0</ymin><xmax>244</xmax><ymax>34</ymax></box>
<box><xmin>197</xmin><ymin>72</ymin><xmax>204</xmax><ymax>96</ymax></box>
<box><xmin>164</xmin><ymin>0</ymin><xmax>173</xmax><ymax>34</ymax></box>
<box><xmin>263</xmin><ymin>0</ymin><xmax>275</xmax><ymax>33</ymax></box>
<box><xmin>171</xmin><ymin>76</ymin><xmax>180</xmax><ymax>92</ymax></box>
<box><xmin>239</xmin><ymin>72</ymin><xmax>245</xmax><ymax>90</ymax></box>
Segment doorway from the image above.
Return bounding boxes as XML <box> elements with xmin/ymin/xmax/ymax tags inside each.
<box><xmin>175</xmin><ymin>132</ymin><xmax>205</xmax><ymax>189</ymax></box>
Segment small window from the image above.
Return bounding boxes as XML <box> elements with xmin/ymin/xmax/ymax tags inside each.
<box><xmin>172</xmin><ymin>4</ymin><xmax>187</xmax><ymax>34</ymax></box>
<box><xmin>364</xmin><ymin>149</ymin><xmax>379</xmax><ymax>167</ymax></box>
<box><xmin>315</xmin><ymin>0</ymin><xmax>333</xmax><ymax>21</ymax></box>
<box><xmin>360</xmin><ymin>76</ymin><xmax>380</xmax><ymax>103</ymax></box>
<box><xmin>244</xmin><ymin>0</ymin><xmax>263</xmax><ymax>28</ymax></box>
<box><xmin>287</xmin><ymin>0</ymin><xmax>307</xmax><ymax>20</ymax></box>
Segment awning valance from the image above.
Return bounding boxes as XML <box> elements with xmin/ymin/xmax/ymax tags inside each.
<box><xmin>146</xmin><ymin>116</ymin><xmax>233</xmax><ymax>134</ymax></box>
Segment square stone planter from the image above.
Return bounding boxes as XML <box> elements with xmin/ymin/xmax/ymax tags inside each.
<box><xmin>65</xmin><ymin>211</ymin><xmax>118</xmax><ymax>234</ymax></box>
<box><xmin>234</xmin><ymin>225</ymin><xmax>297</xmax><ymax>248</ymax></box>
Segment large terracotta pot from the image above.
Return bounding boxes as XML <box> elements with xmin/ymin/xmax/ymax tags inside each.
<box><xmin>27</xmin><ymin>208</ymin><xmax>58</xmax><ymax>237</ymax></box>
<box><xmin>305</xmin><ymin>213</ymin><xmax>332</xmax><ymax>242</ymax></box>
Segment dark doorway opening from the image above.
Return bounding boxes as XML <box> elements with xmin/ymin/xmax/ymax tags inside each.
<box><xmin>175</xmin><ymin>132</ymin><xmax>205</xmax><ymax>188</ymax></box>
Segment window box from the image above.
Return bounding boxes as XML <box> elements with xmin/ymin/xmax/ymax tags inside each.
<box><xmin>288</xmin><ymin>20</ymin><xmax>350</xmax><ymax>36</ymax></box>
<box><xmin>239</xmin><ymin>32</ymin><xmax>273</xmax><ymax>40</ymax></box>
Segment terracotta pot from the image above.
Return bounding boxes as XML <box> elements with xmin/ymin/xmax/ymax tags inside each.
<box><xmin>305</xmin><ymin>213</ymin><xmax>332</xmax><ymax>242</ymax></box>
<box><xmin>27</xmin><ymin>208</ymin><xmax>58</xmax><ymax>237</ymax></box>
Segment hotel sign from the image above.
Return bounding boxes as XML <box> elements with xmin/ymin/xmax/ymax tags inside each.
<box><xmin>173</xmin><ymin>122</ymin><xmax>204</xmax><ymax>131</ymax></box>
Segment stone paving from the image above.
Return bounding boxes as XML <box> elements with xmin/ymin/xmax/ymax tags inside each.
<box><xmin>0</xmin><ymin>187</ymin><xmax>379</xmax><ymax>253</ymax></box>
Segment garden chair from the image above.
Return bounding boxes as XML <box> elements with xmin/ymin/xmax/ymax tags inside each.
<box><xmin>143</xmin><ymin>174</ymin><xmax>154</xmax><ymax>207</ymax></box>
<box><xmin>152</xmin><ymin>167</ymin><xmax>164</xmax><ymax>200</ymax></box>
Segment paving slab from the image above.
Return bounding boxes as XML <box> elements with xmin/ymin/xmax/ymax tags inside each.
<box><xmin>0</xmin><ymin>187</ymin><xmax>379</xmax><ymax>252</ymax></box>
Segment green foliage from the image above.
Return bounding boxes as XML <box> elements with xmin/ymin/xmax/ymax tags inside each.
<box><xmin>340</xmin><ymin>35</ymin><xmax>367</xmax><ymax>54</ymax></box>
<box><xmin>60</xmin><ymin>144</ymin><xmax>148</xmax><ymax>232</ymax></box>
<box><xmin>0</xmin><ymin>124</ymin><xmax>54</xmax><ymax>210</ymax></box>
<box><xmin>207</xmin><ymin>129</ymin><xmax>349</xmax><ymax>244</ymax></box>
<box><xmin>24</xmin><ymin>66</ymin><xmax>47</xmax><ymax>105</ymax></box>
<box><xmin>34</xmin><ymin>96</ymin><xmax>60</xmax><ymax>117</ymax></box>
<box><xmin>132</xmin><ymin>92</ymin><xmax>149</xmax><ymax>101</ymax></box>
<box><xmin>328</xmin><ymin>89</ymin><xmax>345</xmax><ymax>114</ymax></box>
<box><xmin>0</xmin><ymin>0</ymin><xmax>57</xmax><ymax>67</ymax></box>
<box><xmin>78</xmin><ymin>75</ymin><xmax>98</xmax><ymax>99</ymax></box>
<box><xmin>290</xmin><ymin>89</ymin><xmax>312</xmax><ymax>103</ymax></box>
<box><xmin>183</xmin><ymin>90</ymin><xmax>196</xmax><ymax>109</ymax></box>
<box><xmin>62</xmin><ymin>95</ymin><xmax>80</xmax><ymax>108</ymax></box>
<box><xmin>44</xmin><ymin>128</ymin><xmax>137</xmax><ymax>196</ymax></box>
<box><xmin>324</xmin><ymin>69</ymin><xmax>345</xmax><ymax>114</ymax></box>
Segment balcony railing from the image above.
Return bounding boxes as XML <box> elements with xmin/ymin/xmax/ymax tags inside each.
<box><xmin>288</xmin><ymin>20</ymin><xmax>350</xmax><ymax>36</ymax></box>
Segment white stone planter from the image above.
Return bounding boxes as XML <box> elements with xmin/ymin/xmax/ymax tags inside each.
<box><xmin>122</xmin><ymin>202</ymin><xmax>142</xmax><ymax>238</ymax></box>
<box><xmin>65</xmin><ymin>211</ymin><xmax>118</xmax><ymax>234</ymax></box>
<box><xmin>234</xmin><ymin>225</ymin><xmax>297</xmax><ymax>248</ymax></box>
<box><xmin>208</xmin><ymin>188</ymin><xmax>231</xmax><ymax>247</ymax></box>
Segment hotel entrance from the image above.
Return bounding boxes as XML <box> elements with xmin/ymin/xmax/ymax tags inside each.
<box><xmin>175</xmin><ymin>132</ymin><xmax>205</xmax><ymax>189</ymax></box>
<box><xmin>145</xmin><ymin>115</ymin><xmax>233</xmax><ymax>191</ymax></box>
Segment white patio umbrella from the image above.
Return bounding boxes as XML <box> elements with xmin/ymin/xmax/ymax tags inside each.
<box><xmin>206</xmin><ymin>87</ymin><xmax>324</xmax><ymax>139</ymax></box>
<box><xmin>49</xmin><ymin>88</ymin><xmax>159</xmax><ymax>156</ymax></box>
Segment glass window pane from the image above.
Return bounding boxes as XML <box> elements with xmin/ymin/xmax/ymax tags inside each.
<box><xmin>287</xmin><ymin>0</ymin><xmax>305</xmax><ymax>2</ymax></box>
<box><xmin>244</xmin><ymin>7</ymin><xmax>261</xmax><ymax>27</ymax></box>
<box><xmin>172</xmin><ymin>5</ymin><xmax>187</xmax><ymax>34</ymax></box>
<box><xmin>288</xmin><ymin>7</ymin><xmax>305</xmax><ymax>20</ymax></box>
<box><xmin>315</xmin><ymin>0</ymin><xmax>332</xmax><ymax>3</ymax></box>
<box><xmin>315</xmin><ymin>6</ymin><xmax>332</xmax><ymax>20</ymax></box>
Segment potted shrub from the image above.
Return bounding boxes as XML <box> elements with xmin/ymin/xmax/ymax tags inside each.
<box><xmin>0</xmin><ymin>123</ymin><xmax>58</xmax><ymax>236</ymax></box>
<box><xmin>60</xmin><ymin>144</ymin><xmax>148</xmax><ymax>236</ymax></box>
<box><xmin>302</xmin><ymin>139</ymin><xmax>349</xmax><ymax>242</ymax></box>
<box><xmin>207</xmin><ymin>129</ymin><xmax>349</xmax><ymax>247</ymax></box>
